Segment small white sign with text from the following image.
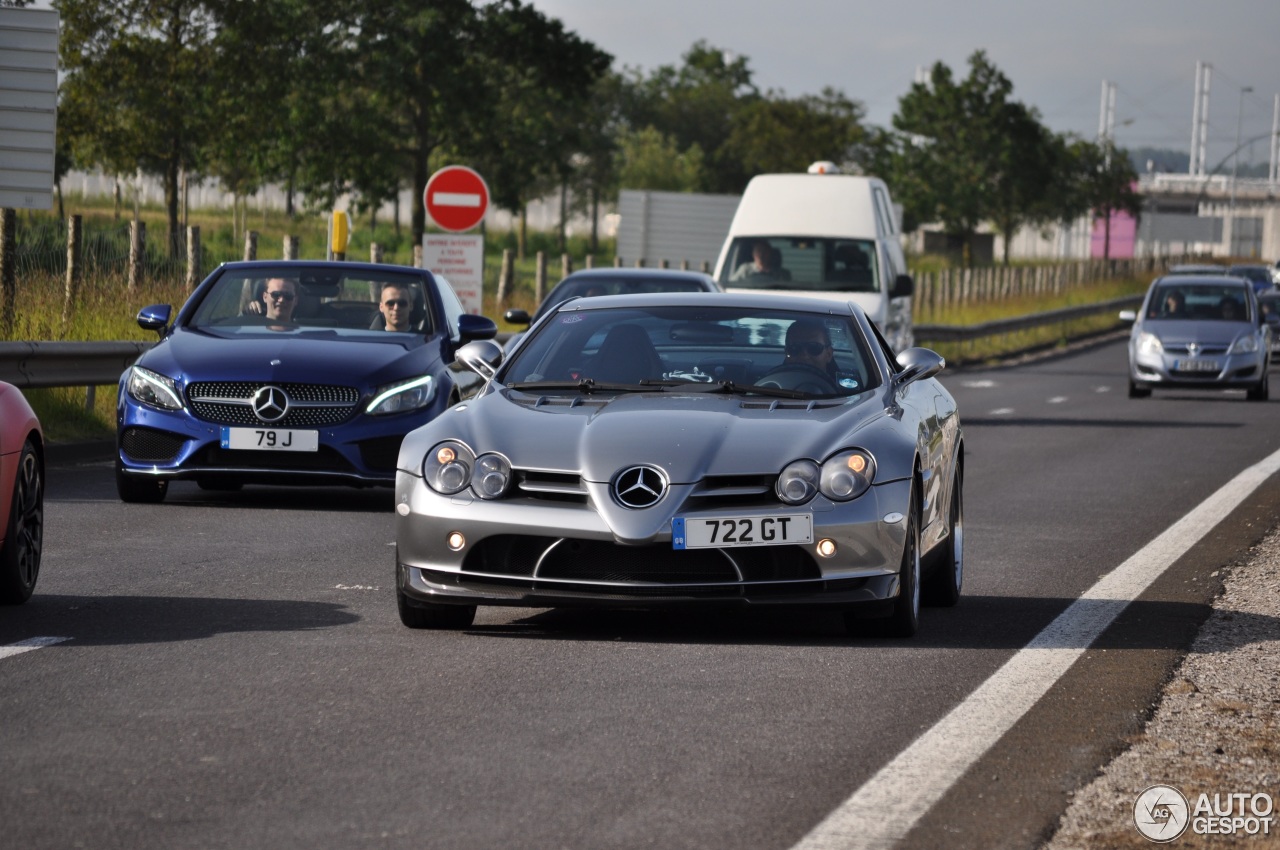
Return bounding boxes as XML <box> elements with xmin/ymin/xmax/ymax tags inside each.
<box><xmin>423</xmin><ymin>235</ymin><xmax>484</xmax><ymax>315</ymax></box>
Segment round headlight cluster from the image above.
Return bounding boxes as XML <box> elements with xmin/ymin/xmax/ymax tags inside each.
<box><xmin>423</xmin><ymin>441</ymin><xmax>511</xmax><ymax>499</ymax></box>
<box><xmin>776</xmin><ymin>450</ymin><xmax>876</xmax><ymax>505</ymax></box>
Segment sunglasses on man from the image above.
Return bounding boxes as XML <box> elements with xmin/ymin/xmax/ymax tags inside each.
<box><xmin>383</xmin><ymin>299</ymin><xmax>409</xmax><ymax>309</ymax></box>
<box><xmin>786</xmin><ymin>341</ymin><xmax>831</xmax><ymax>357</ymax></box>
<box><xmin>266</xmin><ymin>291</ymin><xmax>295</xmax><ymax>302</ymax></box>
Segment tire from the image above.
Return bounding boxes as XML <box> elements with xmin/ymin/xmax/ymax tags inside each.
<box><xmin>922</xmin><ymin>467</ymin><xmax>963</xmax><ymax>608</ymax></box>
<box><xmin>0</xmin><ymin>439</ymin><xmax>43</xmax><ymax>605</ymax></box>
<box><xmin>1247</xmin><ymin>370</ymin><xmax>1269</xmax><ymax>401</ymax></box>
<box><xmin>1128</xmin><ymin>380</ymin><xmax>1151</xmax><ymax>399</ymax></box>
<box><xmin>116</xmin><ymin>461</ymin><xmax>168</xmax><ymax>503</ymax></box>
<box><xmin>847</xmin><ymin>481</ymin><xmax>921</xmax><ymax>638</ymax></box>
<box><xmin>397</xmin><ymin>584</ymin><xmax>476</xmax><ymax>630</ymax></box>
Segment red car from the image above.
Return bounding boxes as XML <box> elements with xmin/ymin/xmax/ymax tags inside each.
<box><xmin>0</xmin><ymin>382</ymin><xmax>43</xmax><ymax>604</ymax></box>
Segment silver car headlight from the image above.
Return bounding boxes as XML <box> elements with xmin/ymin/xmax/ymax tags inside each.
<box><xmin>472</xmin><ymin>453</ymin><xmax>512</xmax><ymax>500</ymax></box>
<box><xmin>367</xmin><ymin>375</ymin><xmax>435</xmax><ymax>415</ymax></box>
<box><xmin>125</xmin><ymin>366</ymin><xmax>183</xmax><ymax>411</ymax></box>
<box><xmin>819</xmin><ymin>450</ymin><xmax>876</xmax><ymax>501</ymax></box>
<box><xmin>776</xmin><ymin>460</ymin><xmax>820</xmax><ymax>505</ymax></box>
<box><xmin>1136</xmin><ymin>332</ymin><xmax>1163</xmax><ymax>355</ymax></box>
<box><xmin>424</xmin><ymin>440</ymin><xmax>475</xmax><ymax>495</ymax></box>
<box><xmin>1229</xmin><ymin>335</ymin><xmax>1259</xmax><ymax>355</ymax></box>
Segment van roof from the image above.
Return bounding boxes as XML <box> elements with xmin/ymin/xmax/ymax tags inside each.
<box><xmin>727</xmin><ymin>173</ymin><xmax>886</xmax><ymax>239</ymax></box>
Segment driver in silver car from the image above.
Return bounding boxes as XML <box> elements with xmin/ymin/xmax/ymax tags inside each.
<box><xmin>783</xmin><ymin>318</ymin><xmax>837</xmax><ymax>376</ymax></box>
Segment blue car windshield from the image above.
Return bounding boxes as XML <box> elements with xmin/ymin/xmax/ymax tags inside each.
<box><xmin>187</xmin><ymin>267</ymin><xmax>434</xmax><ymax>337</ymax></box>
<box><xmin>502</xmin><ymin>304</ymin><xmax>881</xmax><ymax>397</ymax></box>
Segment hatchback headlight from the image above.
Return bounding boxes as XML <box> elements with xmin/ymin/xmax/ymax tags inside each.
<box><xmin>424</xmin><ymin>441</ymin><xmax>474</xmax><ymax>495</ymax></box>
<box><xmin>1136</xmin><ymin>332</ymin><xmax>1163</xmax><ymax>355</ymax></box>
<box><xmin>776</xmin><ymin>460</ymin><xmax>820</xmax><ymax>505</ymax></box>
<box><xmin>1229</xmin><ymin>335</ymin><xmax>1259</xmax><ymax>355</ymax></box>
<box><xmin>125</xmin><ymin>366</ymin><xmax>183</xmax><ymax>411</ymax></box>
<box><xmin>819</xmin><ymin>450</ymin><xmax>876</xmax><ymax>501</ymax></box>
<box><xmin>368</xmin><ymin>376</ymin><xmax>435</xmax><ymax>415</ymax></box>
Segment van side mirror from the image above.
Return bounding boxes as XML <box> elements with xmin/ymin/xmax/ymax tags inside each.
<box><xmin>890</xmin><ymin>274</ymin><xmax>914</xmax><ymax>299</ymax></box>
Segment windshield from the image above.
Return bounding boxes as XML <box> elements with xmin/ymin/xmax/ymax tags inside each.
<box><xmin>534</xmin><ymin>274</ymin><xmax>714</xmax><ymax>321</ymax></box>
<box><xmin>502</xmin><ymin>303</ymin><xmax>881</xmax><ymax>398</ymax></box>
<box><xmin>187</xmin><ymin>266</ymin><xmax>434</xmax><ymax>337</ymax></box>
<box><xmin>1147</xmin><ymin>283</ymin><xmax>1252</xmax><ymax>323</ymax></box>
<box><xmin>718</xmin><ymin>237</ymin><xmax>879</xmax><ymax>293</ymax></box>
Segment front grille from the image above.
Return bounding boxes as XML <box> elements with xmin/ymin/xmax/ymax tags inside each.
<box><xmin>187</xmin><ymin>382</ymin><xmax>359</xmax><ymax>428</ymax></box>
<box><xmin>1165</xmin><ymin>344</ymin><xmax>1229</xmax><ymax>356</ymax></box>
<box><xmin>460</xmin><ymin>535</ymin><xmax>819</xmax><ymax>585</ymax></box>
<box><xmin>515</xmin><ymin>470</ymin><xmax>588</xmax><ymax>503</ymax></box>
<box><xmin>121</xmin><ymin>427</ymin><xmax>186</xmax><ymax>462</ymax></box>
<box><xmin>687</xmin><ymin>474</ymin><xmax>777</xmax><ymax>509</ymax></box>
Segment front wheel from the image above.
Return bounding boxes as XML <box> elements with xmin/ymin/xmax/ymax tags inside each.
<box><xmin>922</xmin><ymin>467</ymin><xmax>963</xmax><ymax>607</ymax></box>
<box><xmin>848</xmin><ymin>482</ymin><xmax>920</xmax><ymax>638</ymax></box>
<box><xmin>1247</xmin><ymin>370</ymin><xmax>1269</xmax><ymax>401</ymax></box>
<box><xmin>116</xmin><ymin>461</ymin><xmax>168</xmax><ymax>503</ymax></box>
<box><xmin>1128</xmin><ymin>380</ymin><xmax>1151</xmax><ymax>399</ymax></box>
<box><xmin>0</xmin><ymin>440</ymin><xmax>43</xmax><ymax>604</ymax></box>
<box><xmin>397</xmin><ymin>584</ymin><xmax>476</xmax><ymax>629</ymax></box>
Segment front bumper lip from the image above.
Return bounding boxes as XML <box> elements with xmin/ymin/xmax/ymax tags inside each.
<box><xmin>1130</xmin><ymin>348</ymin><xmax>1265</xmax><ymax>387</ymax></box>
<box><xmin>118</xmin><ymin>463</ymin><xmax>393</xmax><ymax>486</ymax></box>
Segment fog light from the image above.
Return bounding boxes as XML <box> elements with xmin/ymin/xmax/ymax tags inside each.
<box><xmin>447</xmin><ymin>532</ymin><xmax>466</xmax><ymax>551</ymax></box>
<box><xmin>816</xmin><ymin>538</ymin><xmax>837</xmax><ymax>558</ymax></box>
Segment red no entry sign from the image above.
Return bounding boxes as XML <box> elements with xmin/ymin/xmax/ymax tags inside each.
<box><xmin>424</xmin><ymin>166</ymin><xmax>490</xmax><ymax>232</ymax></box>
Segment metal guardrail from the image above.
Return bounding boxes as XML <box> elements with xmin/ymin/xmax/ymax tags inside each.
<box><xmin>914</xmin><ymin>295</ymin><xmax>1143</xmax><ymax>344</ymax></box>
<box><xmin>0</xmin><ymin>298</ymin><xmax>1142</xmax><ymax>391</ymax></box>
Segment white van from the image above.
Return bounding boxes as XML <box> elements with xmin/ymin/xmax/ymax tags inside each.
<box><xmin>712</xmin><ymin>163</ymin><xmax>914</xmax><ymax>350</ymax></box>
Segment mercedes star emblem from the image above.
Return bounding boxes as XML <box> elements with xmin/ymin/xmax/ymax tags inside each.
<box><xmin>613</xmin><ymin>465</ymin><xmax>668</xmax><ymax>509</ymax></box>
<box><xmin>252</xmin><ymin>385</ymin><xmax>289</xmax><ymax>422</ymax></box>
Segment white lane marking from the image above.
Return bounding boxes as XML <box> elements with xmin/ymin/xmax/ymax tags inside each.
<box><xmin>1095</xmin><ymin>386</ymin><xmax>1111</xmax><ymax>393</ymax></box>
<box><xmin>961</xmin><ymin>380</ymin><xmax>996</xmax><ymax>388</ymax></box>
<box><xmin>0</xmin><ymin>636</ymin><xmax>71</xmax><ymax>660</ymax></box>
<box><xmin>790</xmin><ymin>445</ymin><xmax>1280</xmax><ymax>850</ymax></box>
<box><xmin>1047</xmin><ymin>396</ymin><xmax>1068</xmax><ymax>404</ymax></box>
<box><xmin>989</xmin><ymin>408</ymin><xmax>1014</xmax><ymax>416</ymax></box>
<box><xmin>431</xmin><ymin>191</ymin><xmax>481</xmax><ymax>208</ymax></box>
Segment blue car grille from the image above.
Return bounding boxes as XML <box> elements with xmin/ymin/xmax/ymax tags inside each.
<box><xmin>186</xmin><ymin>381</ymin><xmax>360</xmax><ymax>427</ymax></box>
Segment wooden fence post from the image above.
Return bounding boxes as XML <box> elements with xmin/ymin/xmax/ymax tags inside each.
<box><xmin>62</xmin><ymin>214</ymin><xmax>82</xmax><ymax>327</ymax></box>
<box><xmin>128</xmin><ymin>219</ymin><xmax>145</xmax><ymax>291</ymax></box>
<box><xmin>585</xmin><ymin>254</ymin><xmax>595</xmax><ymax>269</ymax></box>
<box><xmin>659</xmin><ymin>259</ymin><xmax>669</xmax><ymax>269</ymax></box>
<box><xmin>497</xmin><ymin>249</ymin><xmax>513</xmax><ymax>307</ymax></box>
<box><xmin>0</xmin><ymin>208</ymin><xmax>13</xmax><ymax>337</ymax></box>
<box><xmin>186</xmin><ymin>226</ymin><xmax>201</xmax><ymax>290</ymax></box>
<box><xmin>634</xmin><ymin>257</ymin><xmax>645</xmax><ymax>268</ymax></box>
<box><xmin>613</xmin><ymin>255</ymin><xmax>622</xmax><ymax>268</ymax></box>
<box><xmin>561</xmin><ymin>253</ymin><xmax>572</xmax><ymax>281</ymax></box>
<box><xmin>412</xmin><ymin>244</ymin><xmax>423</xmax><ymax>269</ymax></box>
<box><xmin>701</xmin><ymin>260</ymin><xmax>711</xmax><ymax>274</ymax></box>
<box><xmin>535</xmin><ymin>251</ymin><xmax>546</xmax><ymax>305</ymax></box>
<box><xmin>370</xmin><ymin>243</ymin><xmax>383</xmax><ymax>264</ymax></box>
<box><xmin>283</xmin><ymin>235</ymin><xmax>299</xmax><ymax>260</ymax></box>
<box><xmin>243</xmin><ymin>229</ymin><xmax>258</xmax><ymax>261</ymax></box>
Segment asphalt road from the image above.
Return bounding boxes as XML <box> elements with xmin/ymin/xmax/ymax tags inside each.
<box><xmin>3</xmin><ymin>337</ymin><xmax>1278</xmax><ymax>850</ymax></box>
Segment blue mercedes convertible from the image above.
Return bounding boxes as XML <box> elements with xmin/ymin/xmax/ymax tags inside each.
<box><xmin>116</xmin><ymin>261</ymin><xmax>496</xmax><ymax>502</ymax></box>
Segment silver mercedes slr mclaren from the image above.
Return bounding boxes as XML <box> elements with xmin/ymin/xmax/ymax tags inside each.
<box><xmin>394</xmin><ymin>292</ymin><xmax>963</xmax><ymax>638</ymax></box>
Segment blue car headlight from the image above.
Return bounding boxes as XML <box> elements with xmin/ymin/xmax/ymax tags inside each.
<box><xmin>819</xmin><ymin>450</ymin><xmax>876</xmax><ymax>501</ymax></box>
<box><xmin>367</xmin><ymin>375</ymin><xmax>435</xmax><ymax>415</ymax></box>
<box><xmin>1229</xmin><ymin>335</ymin><xmax>1259</xmax><ymax>355</ymax></box>
<box><xmin>125</xmin><ymin>366</ymin><xmax>183</xmax><ymax>411</ymax></box>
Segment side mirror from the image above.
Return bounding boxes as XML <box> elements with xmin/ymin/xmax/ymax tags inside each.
<box><xmin>504</xmin><ymin>308</ymin><xmax>532</xmax><ymax>326</ymax></box>
<box><xmin>890</xmin><ymin>274</ymin><xmax>914</xmax><ymax>299</ymax></box>
<box><xmin>457</xmin><ymin>313</ymin><xmax>498</xmax><ymax>342</ymax></box>
<box><xmin>1118</xmin><ymin>309</ymin><xmax>1137</xmax><ymax>324</ymax></box>
<box><xmin>455</xmin><ymin>340</ymin><xmax>504</xmax><ymax>382</ymax></box>
<box><xmin>137</xmin><ymin>304</ymin><xmax>172</xmax><ymax>336</ymax></box>
<box><xmin>895</xmin><ymin>347</ymin><xmax>945</xmax><ymax>385</ymax></box>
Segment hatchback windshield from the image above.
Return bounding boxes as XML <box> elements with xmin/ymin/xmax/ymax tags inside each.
<box><xmin>718</xmin><ymin>237</ymin><xmax>879</xmax><ymax>293</ymax></box>
<box><xmin>1146</xmin><ymin>283</ymin><xmax>1251</xmax><ymax>322</ymax></box>
<box><xmin>188</xmin><ymin>266</ymin><xmax>433</xmax><ymax>337</ymax></box>
<box><xmin>502</xmin><ymin>303</ymin><xmax>880</xmax><ymax>397</ymax></box>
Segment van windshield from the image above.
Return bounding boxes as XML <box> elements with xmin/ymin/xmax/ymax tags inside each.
<box><xmin>718</xmin><ymin>237</ymin><xmax>880</xmax><ymax>293</ymax></box>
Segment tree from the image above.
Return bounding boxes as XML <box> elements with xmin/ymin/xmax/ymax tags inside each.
<box><xmin>890</xmin><ymin>50</ymin><xmax>1059</xmax><ymax>265</ymax></box>
<box><xmin>614</xmin><ymin>126</ymin><xmax>705</xmax><ymax>192</ymax></box>
<box><xmin>722</xmin><ymin>88</ymin><xmax>867</xmax><ymax>179</ymax></box>
<box><xmin>56</xmin><ymin>0</ymin><xmax>221</xmax><ymax>257</ymax></box>
<box><xmin>1067</xmin><ymin>138</ymin><xmax>1142</xmax><ymax>260</ymax></box>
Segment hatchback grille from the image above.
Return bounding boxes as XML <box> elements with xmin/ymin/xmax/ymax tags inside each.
<box><xmin>1165</xmin><ymin>344</ymin><xmax>1229</xmax><ymax>356</ymax></box>
<box><xmin>187</xmin><ymin>381</ymin><xmax>359</xmax><ymax>427</ymax></box>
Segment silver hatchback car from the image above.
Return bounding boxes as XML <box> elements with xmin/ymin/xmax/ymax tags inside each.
<box><xmin>1121</xmin><ymin>275</ymin><xmax>1275</xmax><ymax>400</ymax></box>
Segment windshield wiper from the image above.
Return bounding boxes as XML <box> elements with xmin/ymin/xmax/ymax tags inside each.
<box><xmin>679</xmin><ymin>379</ymin><xmax>812</xmax><ymax>399</ymax></box>
<box><xmin>506</xmin><ymin>378</ymin><xmax>666</xmax><ymax>394</ymax></box>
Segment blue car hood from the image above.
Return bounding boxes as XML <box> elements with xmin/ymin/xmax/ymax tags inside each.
<box><xmin>139</xmin><ymin>328</ymin><xmax>441</xmax><ymax>388</ymax></box>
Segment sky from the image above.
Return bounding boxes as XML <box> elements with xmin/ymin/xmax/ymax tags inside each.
<box><xmin>531</xmin><ymin>0</ymin><xmax>1280</xmax><ymax>174</ymax></box>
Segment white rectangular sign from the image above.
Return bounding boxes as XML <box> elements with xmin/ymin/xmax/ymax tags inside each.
<box><xmin>423</xmin><ymin>235</ymin><xmax>485</xmax><ymax>315</ymax></box>
<box><xmin>0</xmin><ymin>8</ymin><xmax>58</xmax><ymax>211</ymax></box>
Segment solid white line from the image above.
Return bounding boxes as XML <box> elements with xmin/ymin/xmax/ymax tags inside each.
<box><xmin>431</xmin><ymin>191</ymin><xmax>481</xmax><ymax>208</ymax></box>
<box><xmin>0</xmin><ymin>636</ymin><xmax>71</xmax><ymax>660</ymax></box>
<box><xmin>791</xmin><ymin>445</ymin><xmax>1280</xmax><ymax>850</ymax></box>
